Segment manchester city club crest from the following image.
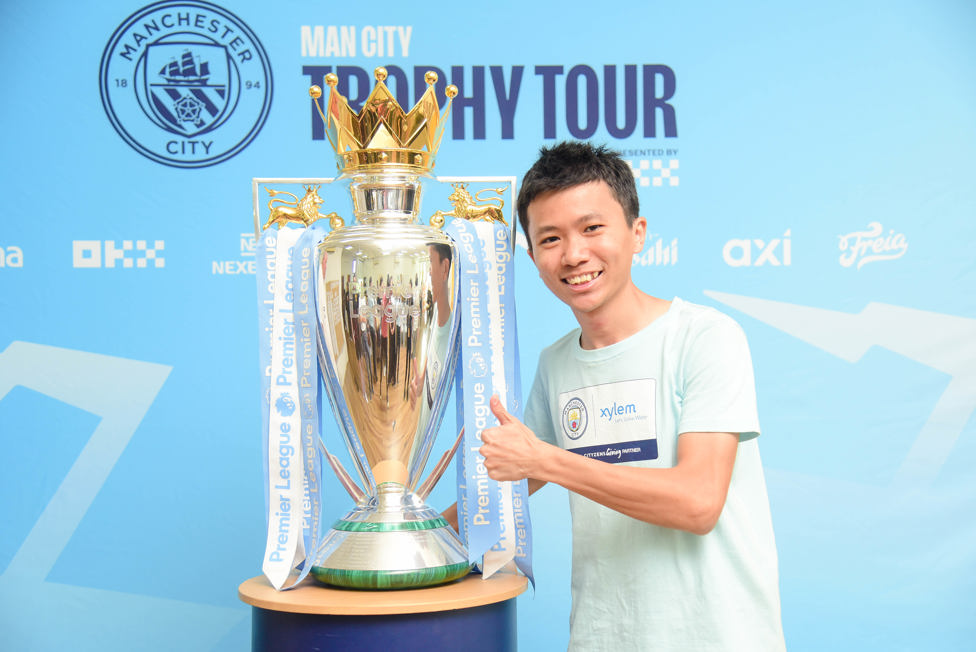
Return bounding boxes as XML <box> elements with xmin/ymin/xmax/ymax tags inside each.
<box><xmin>99</xmin><ymin>1</ymin><xmax>272</xmax><ymax>168</ymax></box>
<box><xmin>140</xmin><ymin>42</ymin><xmax>232</xmax><ymax>137</ymax></box>
<box><xmin>561</xmin><ymin>397</ymin><xmax>588</xmax><ymax>440</ymax></box>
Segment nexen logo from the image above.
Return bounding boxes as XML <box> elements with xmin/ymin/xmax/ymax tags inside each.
<box><xmin>73</xmin><ymin>240</ymin><xmax>165</xmax><ymax>269</ymax></box>
<box><xmin>212</xmin><ymin>232</ymin><xmax>256</xmax><ymax>275</ymax></box>
<box><xmin>723</xmin><ymin>230</ymin><xmax>791</xmax><ymax>267</ymax></box>
<box><xmin>600</xmin><ymin>401</ymin><xmax>636</xmax><ymax>421</ymax></box>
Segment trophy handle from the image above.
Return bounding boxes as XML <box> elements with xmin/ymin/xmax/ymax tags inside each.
<box><xmin>416</xmin><ymin>427</ymin><xmax>464</xmax><ymax>502</ymax></box>
<box><xmin>318</xmin><ymin>439</ymin><xmax>366</xmax><ymax>502</ymax></box>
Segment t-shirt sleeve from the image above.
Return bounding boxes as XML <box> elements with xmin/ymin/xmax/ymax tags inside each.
<box><xmin>523</xmin><ymin>359</ymin><xmax>557</xmax><ymax>446</ymax></box>
<box><xmin>676</xmin><ymin>314</ymin><xmax>761</xmax><ymax>441</ymax></box>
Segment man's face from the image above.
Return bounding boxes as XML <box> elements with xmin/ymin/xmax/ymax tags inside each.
<box><xmin>526</xmin><ymin>181</ymin><xmax>646</xmax><ymax>319</ymax></box>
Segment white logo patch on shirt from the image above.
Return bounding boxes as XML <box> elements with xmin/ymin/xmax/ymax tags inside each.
<box><xmin>557</xmin><ymin>378</ymin><xmax>657</xmax><ymax>463</ymax></box>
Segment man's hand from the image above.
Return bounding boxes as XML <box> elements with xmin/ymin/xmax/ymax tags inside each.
<box><xmin>408</xmin><ymin>358</ymin><xmax>424</xmax><ymax>409</ymax></box>
<box><xmin>480</xmin><ymin>395</ymin><xmax>546</xmax><ymax>482</ymax></box>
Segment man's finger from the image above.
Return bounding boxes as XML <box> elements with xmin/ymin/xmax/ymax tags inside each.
<box><xmin>489</xmin><ymin>394</ymin><xmax>516</xmax><ymax>424</ymax></box>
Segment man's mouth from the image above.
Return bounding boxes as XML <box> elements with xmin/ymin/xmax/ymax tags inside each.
<box><xmin>565</xmin><ymin>271</ymin><xmax>602</xmax><ymax>286</ymax></box>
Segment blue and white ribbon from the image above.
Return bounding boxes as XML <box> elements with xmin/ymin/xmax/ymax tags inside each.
<box><xmin>257</xmin><ymin>225</ymin><xmax>325</xmax><ymax>590</ymax></box>
<box><xmin>447</xmin><ymin>218</ymin><xmax>534</xmax><ymax>584</ymax></box>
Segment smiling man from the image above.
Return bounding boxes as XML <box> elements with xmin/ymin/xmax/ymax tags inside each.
<box><xmin>479</xmin><ymin>141</ymin><xmax>786</xmax><ymax>651</ymax></box>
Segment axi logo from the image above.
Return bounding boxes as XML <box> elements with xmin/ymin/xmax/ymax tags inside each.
<box><xmin>723</xmin><ymin>230</ymin><xmax>792</xmax><ymax>267</ymax></box>
<box><xmin>0</xmin><ymin>245</ymin><xmax>23</xmax><ymax>268</ymax></box>
<box><xmin>634</xmin><ymin>234</ymin><xmax>677</xmax><ymax>267</ymax></box>
<box><xmin>838</xmin><ymin>222</ymin><xmax>908</xmax><ymax>269</ymax></box>
<box><xmin>99</xmin><ymin>1</ymin><xmax>272</xmax><ymax>168</ymax></box>
<box><xmin>600</xmin><ymin>401</ymin><xmax>636</xmax><ymax>421</ymax></box>
<box><xmin>73</xmin><ymin>240</ymin><xmax>165</xmax><ymax>269</ymax></box>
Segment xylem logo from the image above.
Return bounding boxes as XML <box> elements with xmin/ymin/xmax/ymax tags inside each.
<box><xmin>723</xmin><ymin>230</ymin><xmax>791</xmax><ymax>267</ymax></box>
<box><xmin>212</xmin><ymin>232</ymin><xmax>256</xmax><ymax>274</ymax></box>
<box><xmin>600</xmin><ymin>401</ymin><xmax>636</xmax><ymax>421</ymax></box>
<box><xmin>838</xmin><ymin>222</ymin><xmax>908</xmax><ymax>269</ymax></box>
<box><xmin>634</xmin><ymin>235</ymin><xmax>677</xmax><ymax>267</ymax></box>
<box><xmin>0</xmin><ymin>245</ymin><xmax>23</xmax><ymax>268</ymax></box>
<box><xmin>73</xmin><ymin>240</ymin><xmax>165</xmax><ymax>268</ymax></box>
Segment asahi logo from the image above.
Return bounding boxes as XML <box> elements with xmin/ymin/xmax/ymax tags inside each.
<box><xmin>838</xmin><ymin>222</ymin><xmax>908</xmax><ymax>269</ymax></box>
<box><xmin>99</xmin><ymin>1</ymin><xmax>272</xmax><ymax>168</ymax></box>
<box><xmin>634</xmin><ymin>234</ymin><xmax>677</xmax><ymax>267</ymax></box>
<box><xmin>0</xmin><ymin>245</ymin><xmax>23</xmax><ymax>268</ymax></box>
<box><xmin>73</xmin><ymin>240</ymin><xmax>165</xmax><ymax>269</ymax></box>
<box><xmin>723</xmin><ymin>230</ymin><xmax>792</xmax><ymax>267</ymax></box>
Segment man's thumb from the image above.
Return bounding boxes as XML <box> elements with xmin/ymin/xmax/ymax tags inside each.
<box><xmin>490</xmin><ymin>394</ymin><xmax>514</xmax><ymax>424</ymax></box>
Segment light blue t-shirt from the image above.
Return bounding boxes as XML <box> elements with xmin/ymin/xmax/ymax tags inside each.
<box><xmin>524</xmin><ymin>297</ymin><xmax>785</xmax><ymax>651</ymax></box>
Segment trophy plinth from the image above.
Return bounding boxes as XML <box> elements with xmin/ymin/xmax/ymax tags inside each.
<box><xmin>312</xmin><ymin>483</ymin><xmax>470</xmax><ymax>589</ymax></box>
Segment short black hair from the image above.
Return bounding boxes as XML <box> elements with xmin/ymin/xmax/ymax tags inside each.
<box><xmin>430</xmin><ymin>242</ymin><xmax>453</xmax><ymax>263</ymax></box>
<box><xmin>517</xmin><ymin>141</ymin><xmax>639</xmax><ymax>249</ymax></box>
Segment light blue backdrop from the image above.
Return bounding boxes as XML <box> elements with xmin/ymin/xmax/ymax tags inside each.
<box><xmin>2</xmin><ymin>1</ymin><xmax>974</xmax><ymax>649</ymax></box>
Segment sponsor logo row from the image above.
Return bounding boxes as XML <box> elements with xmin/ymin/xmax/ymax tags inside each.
<box><xmin>0</xmin><ymin>233</ymin><xmax>252</xmax><ymax>273</ymax></box>
<box><xmin>636</xmin><ymin>222</ymin><xmax>908</xmax><ymax>269</ymax></box>
<box><xmin>0</xmin><ymin>223</ymin><xmax>907</xmax><ymax>271</ymax></box>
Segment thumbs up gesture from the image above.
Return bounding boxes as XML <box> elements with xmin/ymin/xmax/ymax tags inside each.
<box><xmin>480</xmin><ymin>395</ymin><xmax>544</xmax><ymax>482</ymax></box>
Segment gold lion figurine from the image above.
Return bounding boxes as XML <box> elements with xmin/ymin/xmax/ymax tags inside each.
<box><xmin>263</xmin><ymin>184</ymin><xmax>344</xmax><ymax>230</ymax></box>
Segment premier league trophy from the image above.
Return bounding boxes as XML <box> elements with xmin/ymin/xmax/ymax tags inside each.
<box><xmin>260</xmin><ymin>67</ymin><xmax>472</xmax><ymax>590</ymax></box>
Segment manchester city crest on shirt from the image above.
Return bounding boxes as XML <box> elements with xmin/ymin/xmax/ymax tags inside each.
<box><xmin>99</xmin><ymin>1</ymin><xmax>272</xmax><ymax>168</ymax></box>
<box><xmin>561</xmin><ymin>397</ymin><xmax>588</xmax><ymax>440</ymax></box>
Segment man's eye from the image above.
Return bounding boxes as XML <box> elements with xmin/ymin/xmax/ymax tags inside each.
<box><xmin>584</xmin><ymin>224</ymin><xmax>603</xmax><ymax>232</ymax></box>
<box><xmin>540</xmin><ymin>236</ymin><xmax>559</xmax><ymax>245</ymax></box>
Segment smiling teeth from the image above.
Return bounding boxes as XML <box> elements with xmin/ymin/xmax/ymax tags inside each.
<box><xmin>567</xmin><ymin>272</ymin><xmax>599</xmax><ymax>285</ymax></box>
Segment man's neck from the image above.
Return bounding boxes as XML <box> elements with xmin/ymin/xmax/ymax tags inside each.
<box><xmin>576</xmin><ymin>288</ymin><xmax>670</xmax><ymax>350</ymax></box>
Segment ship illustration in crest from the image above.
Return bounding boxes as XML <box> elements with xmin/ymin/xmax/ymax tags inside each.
<box><xmin>159</xmin><ymin>49</ymin><xmax>211</xmax><ymax>84</ymax></box>
<box><xmin>138</xmin><ymin>41</ymin><xmax>235</xmax><ymax>137</ymax></box>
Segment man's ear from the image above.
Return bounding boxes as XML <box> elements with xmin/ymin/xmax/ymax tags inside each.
<box><xmin>632</xmin><ymin>216</ymin><xmax>648</xmax><ymax>253</ymax></box>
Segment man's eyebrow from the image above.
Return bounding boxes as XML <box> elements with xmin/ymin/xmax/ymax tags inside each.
<box><xmin>532</xmin><ymin>213</ymin><xmax>602</xmax><ymax>237</ymax></box>
<box><xmin>532</xmin><ymin>224</ymin><xmax>560</xmax><ymax>237</ymax></box>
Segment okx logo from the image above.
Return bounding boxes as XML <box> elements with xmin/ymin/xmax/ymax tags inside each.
<box><xmin>99</xmin><ymin>1</ymin><xmax>272</xmax><ymax>168</ymax></box>
<box><xmin>73</xmin><ymin>240</ymin><xmax>165</xmax><ymax>269</ymax></box>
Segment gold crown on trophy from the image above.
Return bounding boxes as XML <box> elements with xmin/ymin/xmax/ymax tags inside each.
<box><xmin>310</xmin><ymin>67</ymin><xmax>458</xmax><ymax>174</ymax></box>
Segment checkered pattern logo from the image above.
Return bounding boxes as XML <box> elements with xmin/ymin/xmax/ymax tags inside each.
<box><xmin>628</xmin><ymin>158</ymin><xmax>680</xmax><ymax>187</ymax></box>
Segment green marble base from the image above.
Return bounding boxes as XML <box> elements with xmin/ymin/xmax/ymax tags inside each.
<box><xmin>311</xmin><ymin>561</ymin><xmax>472</xmax><ymax>590</ymax></box>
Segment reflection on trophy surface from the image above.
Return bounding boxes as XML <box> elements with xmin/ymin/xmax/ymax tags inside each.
<box><xmin>304</xmin><ymin>68</ymin><xmax>470</xmax><ymax>589</ymax></box>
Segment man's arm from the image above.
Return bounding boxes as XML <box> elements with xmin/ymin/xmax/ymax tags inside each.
<box><xmin>441</xmin><ymin>478</ymin><xmax>547</xmax><ymax>533</ymax></box>
<box><xmin>480</xmin><ymin>396</ymin><xmax>737</xmax><ymax>535</ymax></box>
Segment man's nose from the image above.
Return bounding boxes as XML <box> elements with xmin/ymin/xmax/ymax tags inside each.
<box><xmin>562</xmin><ymin>235</ymin><xmax>588</xmax><ymax>265</ymax></box>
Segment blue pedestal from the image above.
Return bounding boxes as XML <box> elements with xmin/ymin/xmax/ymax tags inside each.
<box><xmin>239</xmin><ymin>573</ymin><xmax>527</xmax><ymax>652</ymax></box>
<box><xmin>252</xmin><ymin>596</ymin><xmax>515</xmax><ymax>651</ymax></box>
